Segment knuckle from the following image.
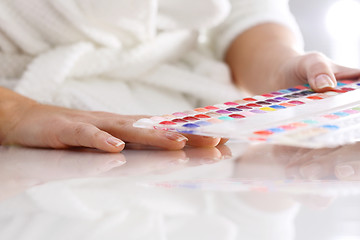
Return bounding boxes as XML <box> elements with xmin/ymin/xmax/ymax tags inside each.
<box><xmin>73</xmin><ymin>123</ymin><xmax>89</xmax><ymax>136</ymax></box>
<box><xmin>300</xmin><ymin>52</ymin><xmax>328</xmax><ymax>69</ymax></box>
<box><xmin>93</xmin><ymin>130</ymin><xmax>104</xmax><ymax>140</ymax></box>
<box><xmin>116</xmin><ymin>117</ymin><xmax>131</xmax><ymax>127</ymax></box>
<box><xmin>46</xmin><ymin>118</ymin><xmax>67</xmax><ymax>133</ymax></box>
<box><xmin>305</xmin><ymin>52</ymin><xmax>326</xmax><ymax>61</ymax></box>
<box><xmin>301</xmin><ymin>52</ymin><xmax>331</xmax><ymax>73</ymax></box>
<box><xmin>100</xmin><ymin>117</ymin><xmax>128</xmax><ymax>130</ymax></box>
<box><xmin>311</xmin><ymin>61</ymin><xmax>329</xmax><ymax>70</ymax></box>
<box><xmin>42</xmin><ymin>119</ymin><xmax>69</xmax><ymax>148</ymax></box>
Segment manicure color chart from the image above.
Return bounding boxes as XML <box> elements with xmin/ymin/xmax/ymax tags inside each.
<box><xmin>134</xmin><ymin>80</ymin><xmax>360</xmax><ymax>148</ymax></box>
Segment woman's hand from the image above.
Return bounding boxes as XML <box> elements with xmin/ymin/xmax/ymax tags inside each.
<box><xmin>226</xmin><ymin>23</ymin><xmax>360</xmax><ymax>94</ymax></box>
<box><xmin>0</xmin><ymin>88</ymin><xmax>222</xmax><ymax>153</ymax></box>
<box><xmin>3</xmin><ymin>104</ymin><xmax>223</xmax><ymax>153</ymax></box>
<box><xmin>279</xmin><ymin>51</ymin><xmax>360</xmax><ymax>92</ymax></box>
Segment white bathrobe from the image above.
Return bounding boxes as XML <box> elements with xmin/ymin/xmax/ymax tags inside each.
<box><xmin>0</xmin><ymin>0</ymin><xmax>302</xmax><ymax>115</ymax></box>
<box><xmin>0</xmin><ymin>2</ymin><xmax>305</xmax><ymax>239</ymax></box>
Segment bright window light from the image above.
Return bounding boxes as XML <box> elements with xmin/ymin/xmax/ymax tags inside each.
<box><xmin>325</xmin><ymin>0</ymin><xmax>360</xmax><ymax>67</ymax></box>
<box><xmin>326</xmin><ymin>0</ymin><xmax>360</xmax><ymax>37</ymax></box>
<box><xmin>334</xmin><ymin>237</ymin><xmax>360</xmax><ymax>240</ymax></box>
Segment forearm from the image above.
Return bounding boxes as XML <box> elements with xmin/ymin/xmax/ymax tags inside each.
<box><xmin>0</xmin><ymin>87</ymin><xmax>37</xmax><ymax>144</ymax></box>
<box><xmin>225</xmin><ymin>23</ymin><xmax>303</xmax><ymax>94</ymax></box>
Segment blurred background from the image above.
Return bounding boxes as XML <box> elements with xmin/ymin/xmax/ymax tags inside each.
<box><xmin>290</xmin><ymin>2</ymin><xmax>360</xmax><ymax>239</ymax></box>
<box><xmin>290</xmin><ymin>0</ymin><xmax>360</xmax><ymax>68</ymax></box>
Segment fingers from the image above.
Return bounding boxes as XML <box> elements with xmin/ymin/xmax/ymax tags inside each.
<box><xmin>57</xmin><ymin>122</ymin><xmax>125</xmax><ymax>153</ymax></box>
<box><xmin>297</xmin><ymin>52</ymin><xmax>360</xmax><ymax>92</ymax></box>
<box><xmin>333</xmin><ymin>65</ymin><xmax>360</xmax><ymax>80</ymax></box>
<box><xmin>300</xmin><ymin>52</ymin><xmax>337</xmax><ymax>92</ymax></box>
<box><xmin>104</xmin><ymin>124</ymin><xmax>188</xmax><ymax>150</ymax></box>
<box><xmin>120</xmin><ymin>129</ymin><xmax>221</xmax><ymax>150</ymax></box>
<box><xmin>49</xmin><ymin>113</ymin><xmax>224</xmax><ymax>152</ymax></box>
<box><xmin>182</xmin><ymin>134</ymin><xmax>221</xmax><ymax>148</ymax></box>
<box><xmin>97</xmin><ymin>116</ymin><xmax>223</xmax><ymax>150</ymax></box>
<box><xmin>8</xmin><ymin>102</ymin><xmax>227</xmax><ymax>152</ymax></box>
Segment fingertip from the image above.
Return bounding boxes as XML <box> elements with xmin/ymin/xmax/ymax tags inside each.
<box><xmin>312</xmin><ymin>74</ymin><xmax>336</xmax><ymax>92</ymax></box>
<box><xmin>164</xmin><ymin>132</ymin><xmax>189</xmax><ymax>143</ymax></box>
<box><xmin>185</xmin><ymin>135</ymin><xmax>221</xmax><ymax>148</ymax></box>
<box><xmin>60</xmin><ymin>123</ymin><xmax>126</xmax><ymax>153</ymax></box>
<box><xmin>106</xmin><ymin>137</ymin><xmax>125</xmax><ymax>152</ymax></box>
<box><xmin>161</xmin><ymin>132</ymin><xmax>188</xmax><ymax>150</ymax></box>
<box><xmin>211</xmin><ymin>137</ymin><xmax>222</xmax><ymax>147</ymax></box>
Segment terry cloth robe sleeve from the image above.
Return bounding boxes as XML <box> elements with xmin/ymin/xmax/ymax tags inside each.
<box><xmin>212</xmin><ymin>0</ymin><xmax>304</xmax><ymax>59</ymax></box>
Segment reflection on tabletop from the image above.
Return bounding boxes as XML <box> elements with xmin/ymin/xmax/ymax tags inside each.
<box><xmin>1</xmin><ymin>142</ymin><xmax>360</xmax><ymax>240</ymax></box>
<box><xmin>1</xmin><ymin>142</ymin><xmax>360</xmax><ymax>195</ymax></box>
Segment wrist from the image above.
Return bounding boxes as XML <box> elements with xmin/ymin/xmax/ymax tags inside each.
<box><xmin>0</xmin><ymin>89</ymin><xmax>38</xmax><ymax>144</ymax></box>
<box><xmin>269</xmin><ymin>46</ymin><xmax>303</xmax><ymax>90</ymax></box>
<box><xmin>225</xmin><ymin>23</ymin><xmax>303</xmax><ymax>94</ymax></box>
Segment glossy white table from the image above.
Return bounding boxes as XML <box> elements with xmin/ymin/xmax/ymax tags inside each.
<box><xmin>1</xmin><ymin>142</ymin><xmax>360</xmax><ymax>240</ymax></box>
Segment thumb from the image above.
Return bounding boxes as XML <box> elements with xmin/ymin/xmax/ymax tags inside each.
<box><xmin>311</xmin><ymin>73</ymin><xmax>336</xmax><ymax>92</ymax></box>
<box><xmin>301</xmin><ymin>53</ymin><xmax>337</xmax><ymax>92</ymax></box>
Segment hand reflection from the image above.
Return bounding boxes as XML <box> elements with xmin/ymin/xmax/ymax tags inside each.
<box><xmin>234</xmin><ymin>142</ymin><xmax>360</xmax><ymax>210</ymax></box>
<box><xmin>0</xmin><ymin>146</ymin><xmax>126</xmax><ymax>200</ymax></box>
<box><xmin>0</xmin><ymin>144</ymin><xmax>232</xmax><ymax>200</ymax></box>
<box><xmin>235</xmin><ymin>142</ymin><xmax>360</xmax><ymax>181</ymax></box>
<box><xmin>283</xmin><ymin>142</ymin><xmax>360</xmax><ymax>181</ymax></box>
<box><xmin>98</xmin><ymin>144</ymin><xmax>232</xmax><ymax>177</ymax></box>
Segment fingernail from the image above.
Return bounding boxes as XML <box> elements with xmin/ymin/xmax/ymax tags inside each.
<box><xmin>107</xmin><ymin>137</ymin><xmax>125</xmax><ymax>147</ymax></box>
<box><xmin>315</xmin><ymin>74</ymin><xmax>335</xmax><ymax>89</ymax></box>
<box><xmin>165</xmin><ymin>132</ymin><xmax>188</xmax><ymax>142</ymax></box>
<box><xmin>300</xmin><ymin>163</ymin><xmax>322</xmax><ymax>180</ymax></box>
<box><xmin>335</xmin><ymin>165</ymin><xmax>355</xmax><ymax>178</ymax></box>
